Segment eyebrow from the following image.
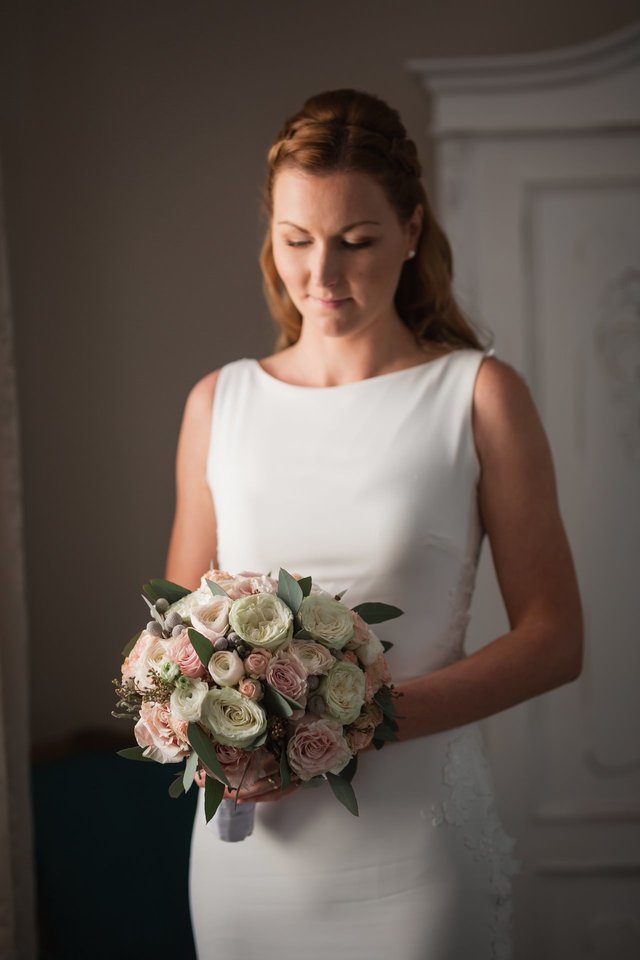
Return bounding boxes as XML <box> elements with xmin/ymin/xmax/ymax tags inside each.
<box><xmin>276</xmin><ymin>220</ymin><xmax>381</xmax><ymax>233</ymax></box>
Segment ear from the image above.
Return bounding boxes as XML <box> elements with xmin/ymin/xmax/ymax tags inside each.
<box><xmin>407</xmin><ymin>203</ymin><xmax>424</xmax><ymax>247</ymax></box>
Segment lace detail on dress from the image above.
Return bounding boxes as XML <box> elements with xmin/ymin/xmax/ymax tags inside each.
<box><xmin>437</xmin><ymin>551</ymin><xmax>479</xmax><ymax>665</ymax></box>
<box><xmin>431</xmin><ymin>726</ymin><xmax>519</xmax><ymax>960</ymax></box>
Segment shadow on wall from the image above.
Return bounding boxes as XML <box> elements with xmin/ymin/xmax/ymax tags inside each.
<box><xmin>32</xmin><ymin>730</ymin><xmax>197</xmax><ymax>960</ymax></box>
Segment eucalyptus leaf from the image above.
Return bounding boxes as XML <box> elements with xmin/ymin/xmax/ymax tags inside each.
<box><xmin>372</xmin><ymin>738</ymin><xmax>384</xmax><ymax>751</ymax></box>
<box><xmin>183</xmin><ymin>750</ymin><xmax>199</xmax><ymax>793</ymax></box>
<box><xmin>262</xmin><ymin>684</ymin><xmax>293</xmax><ymax>719</ymax></box>
<box><xmin>293</xmin><ymin>628</ymin><xmax>313</xmax><ymax>641</ymax></box>
<box><xmin>339</xmin><ymin>754</ymin><xmax>358</xmax><ymax>783</ymax></box>
<box><xmin>279</xmin><ymin>750</ymin><xmax>291</xmax><ymax>790</ymax></box>
<box><xmin>277</xmin><ymin>568</ymin><xmax>304</xmax><ymax>615</ymax></box>
<box><xmin>297</xmin><ymin>576</ymin><xmax>312</xmax><ymax>597</ymax></box>
<box><xmin>372</xmin><ymin>723</ymin><xmax>397</xmax><ymax>742</ymax></box>
<box><xmin>350</xmin><ymin>602</ymin><xmax>403</xmax><ymax>624</ymax></box>
<box><xmin>301</xmin><ymin>776</ymin><xmax>325</xmax><ymax>789</ymax></box>
<box><xmin>188</xmin><ymin>628</ymin><xmax>214</xmax><ymax>669</ymax></box>
<box><xmin>169</xmin><ymin>775</ymin><xmax>185</xmax><ymax>799</ymax></box>
<box><xmin>187</xmin><ymin>722</ymin><xmax>230</xmax><ymax>787</ymax></box>
<box><xmin>121</xmin><ymin>631</ymin><xmax>141</xmax><ymax>658</ymax></box>
<box><xmin>374</xmin><ymin>687</ymin><xmax>398</xmax><ymax>720</ymax></box>
<box><xmin>205</xmin><ymin>578</ymin><xmax>229</xmax><ymax>598</ymax></box>
<box><xmin>381</xmin><ymin>640</ymin><xmax>394</xmax><ymax>653</ymax></box>
<box><xmin>278</xmin><ymin>689</ymin><xmax>305</xmax><ymax>711</ymax></box>
<box><xmin>334</xmin><ymin>589</ymin><xmax>348</xmax><ymax>601</ymax></box>
<box><xmin>204</xmin><ymin>776</ymin><xmax>225</xmax><ymax>823</ymax></box>
<box><xmin>326</xmin><ymin>772</ymin><xmax>359</xmax><ymax>816</ymax></box>
<box><xmin>142</xmin><ymin>578</ymin><xmax>191</xmax><ymax>605</ymax></box>
<box><xmin>247</xmin><ymin>729</ymin><xmax>269</xmax><ymax>750</ymax></box>
<box><xmin>117</xmin><ymin>746</ymin><xmax>155</xmax><ymax>763</ymax></box>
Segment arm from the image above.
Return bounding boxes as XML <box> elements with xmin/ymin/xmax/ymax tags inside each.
<box><xmin>165</xmin><ymin>370</ymin><xmax>221</xmax><ymax>590</ymax></box>
<box><xmin>395</xmin><ymin>357</ymin><xmax>583</xmax><ymax>741</ymax></box>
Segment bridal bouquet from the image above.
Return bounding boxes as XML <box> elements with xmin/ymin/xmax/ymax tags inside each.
<box><xmin>112</xmin><ymin>567</ymin><xmax>402</xmax><ymax>836</ymax></box>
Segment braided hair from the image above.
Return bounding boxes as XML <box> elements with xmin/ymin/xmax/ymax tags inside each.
<box><xmin>260</xmin><ymin>89</ymin><xmax>483</xmax><ymax>351</ymax></box>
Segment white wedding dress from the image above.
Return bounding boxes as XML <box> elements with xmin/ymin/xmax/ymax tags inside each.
<box><xmin>189</xmin><ymin>349</ymin><xmax>518</xmax><ymax>960</ymax></box>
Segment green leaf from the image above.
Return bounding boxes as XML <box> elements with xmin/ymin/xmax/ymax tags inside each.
<box><xmin>205</xmin><ymin>578</ymin><xmax>229</xmax><ymax>598</ymax></box>
<box><xmin>121</xmin><ymin>631</ymin><xmax>141</xmax><ymax>658</ymax></box>
<box><xmin>187</xmin><ymin>628</ymin><xmax>214</xmax><ymax>669</ymax></box>
<box><xmin>374</xmin><ymin>686</ymin><xmax>400</xmax><ymax>721</ymax></box>
<box><xmin>142</xmin><ymin>578</ymin><xmax>191</xmax><ymax>605</ymax></box>
<box><xmin>301</xmin><ymin>776</ymin><xmax>325</xmax><ymax>789</ymax></box>
<box><xmin>293</xmin><ymin>628</ymin><xmax>313</xmax><ymax>641</ymax></box>
<box><xmin>187</xmin><ymin>722</ymin><xmax>230</xmax><ymax>787</ymax></box>
<box><xmin>339</xmin><ymin>754</ymin><xmax>358</xmax><ymax>783</ymax></box>
<box><xmin>204</xmin><ymin>776</ymin><xmax>225</xmax><ymax>823</ymax></box>
<box><xmin>247</xmin><ymin>729</ymin><xmax>268</xmax><ymax>750</ymax></box>
<box><xmin>372</xmin><ymin>738</ymin><xmax>384</xmax><ymax>751</ymax></box>
<box><xmin>262</xmin><ymin>684</ymin><xmax>293</xmax><ymax>718</ymax></box>
<box><xmin>326</xmin><ymin>772</ymin><xmax>359</xmax><ymax>816</ymax></box>
<box><xmin>297</xmin><ymin>576</ymin><xmax>312</xmax><ymax>597</ymax></box>
<box><xmin>117</xmin><ymin>746</ymin><xmax>155</xmax><ymax>762</ymax></box>
<box><xmin>169</xmin><ymin>775</ymin><xmax>185</xmax><ymax>798</ymax></box>
<box><xmin>334</xmin><ymin>589</ymin><xmax>348</xmax><ymax>601</ymax></box>
<box><xmin>372</xmin><ymin>723</ymin><xmax>398</xmax><ymax>742</ymax></box>
<box><xmin>350</xmin><ymin>602</ymin><xmax>403</xmax><ymax>624</ymax></box>
<box><xmin>277</xmin><ymin>568</ymin><xmax>304</xmax><ymax>615</ymax></box>
<box><xmin>279</xmin><ymin>749</ymin><xmax>291</xmax><ymax>790</ymax></box>
<box><xmin>183</xmin><ymin>750</ymin><xmax>199</xmax><ymax>793</ymax></box>
<box><xmin>381</xmin><ymin>640</ymin><xmax>394</xmax><ymax>653</ymax></box>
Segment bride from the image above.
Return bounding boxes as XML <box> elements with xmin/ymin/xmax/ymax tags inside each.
<box><xmin>165</xmin><ymin>88</ymin><xmax>583</xmax><ymax>960</ymax></box>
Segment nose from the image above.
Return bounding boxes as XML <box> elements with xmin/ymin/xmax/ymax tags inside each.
<box><xmin>310</xmin><ymin>242</ymin><xmax>341</xmax><ymax>291</ymax></box>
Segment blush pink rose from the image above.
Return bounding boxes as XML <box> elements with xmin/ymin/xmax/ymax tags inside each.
<box><xmin>244</xmin><ymin>649</ymin><xmax>272</xmax><ymax>679</ymax></box>
<box><xmin>266</xmin><ymin>652</ymin><xmax>308</xmax><ymax>704</ymax></box>
<box><xmin>134</xmin><ymin>701</ymin><xmax>190</xmax><ymax>763</ymax></box>
<box><xmin>239</xmin><ymin>677</ymin><xmax>263</xmax><ymax>701</ymax></box>
<box><xmin>364</xmin><ymin>655</ymin><xmax>392</xmax><ymax>702</ymax></box>
<box><xmin>212</xmin><ymin>744</ymin><xmax>274</xmax><ymax>788</ymax></box>
<box><xmin>342</xmin><ymin>650</ymin><xmax>358</xmax><ymax>665</ymax></box>
<box><xmin>191</xmin><ymin>596</ymin><xmax>232</xmax><ymax>642</ymax></box>
<box><xmin>166</xmin><ymin>630</ymin><xmax>208</xmax><ymax>679</ymax></box>
<box><xmin>287</xmin><ymin>717</ymin><xmax>353</xmax><ymax>781</ymax></box>
<box><xmin>346</xmin><ymin>702</ymin><xmax>385</xmax><ymax>752</ymax></box>
<box><xmin>122</xmin><ymin>630</ymin><xmax>154</xmax><ymax>681</ymax></box>
<box><xmin>348</xmin><ymin>611</ymin><xmax>372</xmax><ymax>649</ymax></box>
<box><xmin>224</xmin><ymin>572</ymin><xmax>279</xmax><ymax>600</ymax></box>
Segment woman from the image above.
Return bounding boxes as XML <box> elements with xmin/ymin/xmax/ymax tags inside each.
<box><xmin>165</xmin><ymin>89</ymin><xmax>582</xmax><ymax>960</ymax></box>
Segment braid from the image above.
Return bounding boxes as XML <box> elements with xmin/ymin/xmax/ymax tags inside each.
<box><xmin>260</xmin><ymin>89</ymin><xmax>484</xmax><ymax>352</ymax></box>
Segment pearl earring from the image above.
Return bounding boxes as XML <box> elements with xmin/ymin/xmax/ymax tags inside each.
<box><xmin>406</xmin><ymin>250</ymin><xmax>416</xmax><ymax>260</ymax></box>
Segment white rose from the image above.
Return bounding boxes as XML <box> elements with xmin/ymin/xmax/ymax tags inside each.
<box><xmin>165</xmin><ymin>585</ymin><xmax>211</xmax><ymax>621</ymax></box>
<box><xmin>320</xmin><ymin>661</ymin><xmax>366</xmax><ymax>725</ymax></box>
<box><xmin>170</xmin><ymin>677</ymin><xmax>209</xmax><ymax>722</ymax></box>
<box><xmin>229</xmin><ymin>593</ymin><xmax>293</xmax><ymax>652</ymax></box>
<box><xmin>208</xmin><ymin>649</ymin><xmax>245</xmax><ymax>686</ymax></box>
<box><xmin>134</xmin><ymin>637</ymin><xmax>170</xmax><ymax>691</ymax></box>
<box><xmin>355</xmin><ymin>629</ymin><xmax>385</xmax><ymax>666</ymax></box>
<box><xmin>201</xmin><ymin>687</ymin><xmax>267</xmax><ymax>748</ymax></box>
<box><xmin>191</xmin><ymin>596</ymin><xmax>232</xmax><ymax>642</ymax></box>
<box><xmin>298</xmin><ymin>595</ymin><xmax>354</xmax><ymax>650</ymax></box>
<box><xmin>290</xmin><ymin>640</ymin><xmax>336</xmax><ymax>676</ymax></box>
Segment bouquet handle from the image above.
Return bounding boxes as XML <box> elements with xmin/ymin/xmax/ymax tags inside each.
<box><xmin>208</xmin><ymin>797</ymin><xmax>256</xmax><ymax>842</ymax></box>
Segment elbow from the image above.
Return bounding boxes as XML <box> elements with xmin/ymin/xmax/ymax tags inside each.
<box><xmin>552</xmin><ymin>619</ymin><xmax>584</xmax><ymax>687</ymax></box>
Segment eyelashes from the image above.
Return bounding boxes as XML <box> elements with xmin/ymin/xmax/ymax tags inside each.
<box><xmin>285</xmin><ymin>240</ymin><xmax>373</xmax><ymax>250</ymax></box>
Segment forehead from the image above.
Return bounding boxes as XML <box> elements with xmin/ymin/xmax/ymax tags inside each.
<box><xmin>272</xmin><ymin>168</ymin><xmax>396</xmax><ymax>225</ymax></box>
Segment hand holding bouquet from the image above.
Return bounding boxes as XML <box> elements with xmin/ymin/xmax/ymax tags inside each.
<box><xmin>113</xmin><ymin>568</ymin><xmax>402</xmax><ymax>839</ymax></box>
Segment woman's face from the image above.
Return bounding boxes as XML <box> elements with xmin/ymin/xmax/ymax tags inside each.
<box><xmin>271</xmin><ymin>168</ymin><xmax>422</xmax><ymax>340</ymax></box>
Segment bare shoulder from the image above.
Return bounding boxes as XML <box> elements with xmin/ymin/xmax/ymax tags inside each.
<box><xmin>472</xmin><ymin>356</ymin><xmax>547</xmax><ymax>466</ymax></box>
<box><xmin>176</xmin><ymin>368</ymin><xmax>222</xmax><ymax>462</ymax></box>
<box><xmin>184</xmin><ymin>368</ymin><xmax>221</xmax><ymax>419</ymax></box>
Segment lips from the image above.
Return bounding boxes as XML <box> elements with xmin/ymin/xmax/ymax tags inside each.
<box><xmin>311</xmin><ymin>296</ymin><xmax>350</xmax><ymax>307</ymax></box>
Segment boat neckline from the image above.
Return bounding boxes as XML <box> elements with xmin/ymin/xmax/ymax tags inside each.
<box><xmin>249</xmin><ymin>350</ymin><xmax>468</xmax><ymax>391</ymax></box>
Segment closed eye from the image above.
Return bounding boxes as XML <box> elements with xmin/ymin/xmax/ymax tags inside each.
<box><xmin>285</xmin><ymin>239</ymin><xmax>373</xmax><ymax>249</ymax></box>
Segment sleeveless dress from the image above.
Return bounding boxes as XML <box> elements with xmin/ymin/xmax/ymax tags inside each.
<box><xmin>189</xmin><ymin>349</ymin><xmax>518</xmax><ymax>960</ymax></box>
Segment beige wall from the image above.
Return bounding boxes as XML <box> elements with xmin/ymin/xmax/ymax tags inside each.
<box><xmin>1</xmin><ymin>0</ymin><xmax>638</xmax><ymax>747</ymax></box>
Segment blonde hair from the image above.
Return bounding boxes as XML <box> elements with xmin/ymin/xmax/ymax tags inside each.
<box><xmin>260</xmin><ymin>88</ymin><xmax>484</xmax><ymax>351</ymax></box>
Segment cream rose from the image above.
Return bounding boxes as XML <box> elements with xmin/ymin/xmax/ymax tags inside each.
<box><xmin>266</xmin><ymin>652</ymin><xmax>308</xmax><ymax>704</ymax></box>
<box><xmin>127</xmin><ymin>634</ymin><xmax>169</xmax><ymax>691</ymax></box>
<box><xmin>170</xmin><ymin>677</ymin><xmax>209</xmax><ymax>722</ymax></box>
<box><xmin>355</xmin><ymin>628</ymin><xmax>385</xmax><ymax>666</ymax></box>
<box><xmin>298</xmin><ymin>595</ymin><xmax>354</xmax><ymax>650</ymax></box>
<box><xmin>208</xmin><ymin>649</ymin><xmax>245</xmax><ymax>686</ymax></box>
<box><xmin>134</xmin><ymin>701</ymin><xmax>190</xmax><ymax>763</ymax></box>
<box><xmin>191</xmin><ymin>596</ymin><xmax>232</xmax><ymax>642</ymax></box>
<box><xmin>229</xmin><ymin>593</ymin><xmax>293</xmax><ymax>652</ymax></box>
<box><xmin>286</xmin><ymin>716</ymin><xmax>352</xmax><ymax>781</ymax></box>
<box><xmin>201</xmin><ymin>687</ymin><xmax>267</xmax><ymax>747</ymax></box>
<box><xmin>165</xmin><ymin>585</ymin><xmax>211</xmax><ymax>621</ymax></box>
<box><xmin>290</xmin><ymin>640</ymin><xmax>336</xmax><ymax>676</ymax></box>
<box><xmin>320</xmin><ymin>660</ymin><xmax>366</xmax><ymax>725</ymax></box>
